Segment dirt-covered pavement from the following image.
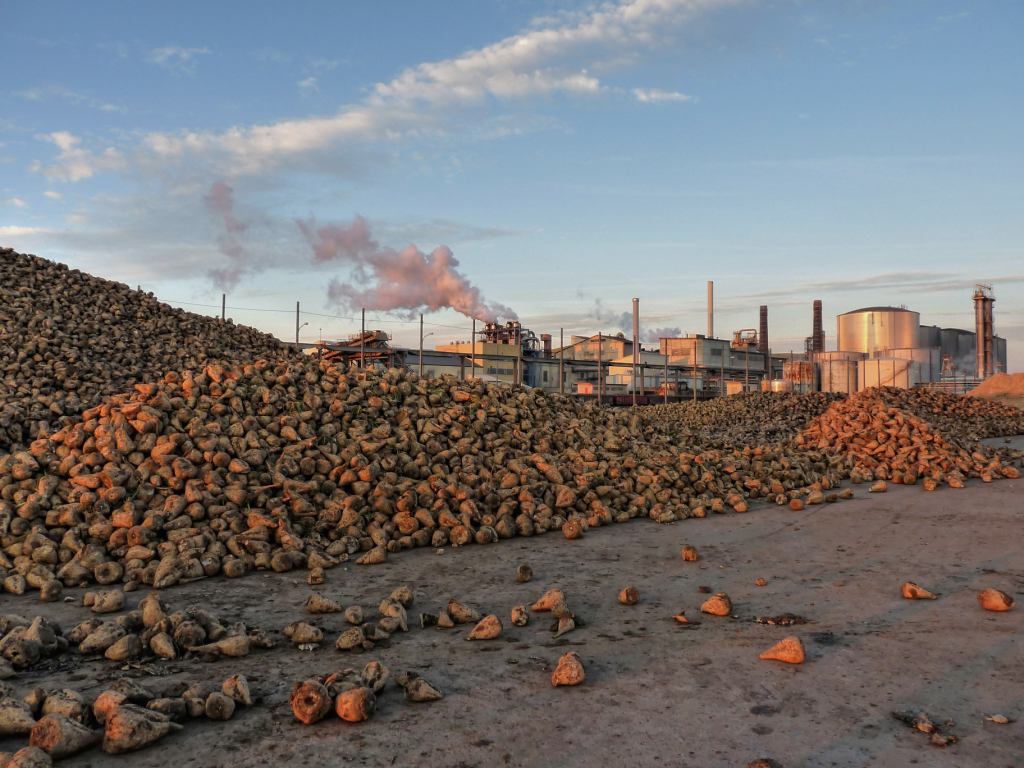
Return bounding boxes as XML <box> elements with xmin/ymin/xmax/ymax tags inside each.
<box><xmin>5</xmin><ymin>479</ymin><xmax>1024</xmax><ymax>768</ymax></box>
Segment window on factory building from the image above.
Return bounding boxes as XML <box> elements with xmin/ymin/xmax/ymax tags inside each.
<box><xmin>710</xmin><ymin>348</ymin><xmax>722</xmax><ymax>357</ymax></box>
<box><xmin>543</xmin><ymin>370</ymin><xmax>548</xmax><ymax>383</ymax></box>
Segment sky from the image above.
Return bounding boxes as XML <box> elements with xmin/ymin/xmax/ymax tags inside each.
<box><xmin>1</xmin><ymin>0</ymin><xmax>1022</xmax><ymax>369</ymax></box>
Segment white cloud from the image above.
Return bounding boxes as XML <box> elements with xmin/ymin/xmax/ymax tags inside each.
<box><xmin>16</xmin><ymin>84</ymin><xmax>126</xmax><ymax>113</ymax></box>
<box><xmin>1</xmin><ymin>197</ymin><xmax>27</xmax><ymax>207</ymax></box>
<box><xmin>298</xmin><ymin>77</ymin><xmax>318</xmax><ymax>94</ymax></box>
<box><xmin>0</xmin><ymin>226</ymin><xmax>52</xmax><ymax>236</ymax></box>
<box><xmin>309</xmin><ymin>58</ymin><xmax>339</xmax><ymax>72</ymax></box>
<box><xmin>633</xmin><ymin>87</ymin><xmax>694</xmax><ymax>103</ymax></box>
<box><xmin>44</xmin><ymin>190</ymin><xmax>63</xmax><ymax>200</ymax></box>
<box><xmin>147</xmin><ymin>45</ymin><xmax>211</xmax><ymax>73</ymax></box>
<box><xmin>37</xmin><ymin>131</ymin><xmax>127</xmax><ymax>181</ymax></box>
<box><xmin>42</xmin><ymin>0</ymin><xmax>735</xmax><ymax>180</ymax></box>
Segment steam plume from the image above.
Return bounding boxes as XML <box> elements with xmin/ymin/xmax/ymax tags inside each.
<box><xmin>204</xmin><ymin>180</ymin><xmax>251</xmax><ymax>290</ymax></box>
<box><xmin>299</xmin><ymin>216</ymin><xmax>517</xmax><ymax>322</ymax></box>
<box><xmin>590</xmin><ymin>299</ymin><xmax>679</xmax><ymax>345</ymax></box>
<box><xmin>204</xmin><ymin>181</ymin><xmax>247</xmax><ymax>234</ymax></box>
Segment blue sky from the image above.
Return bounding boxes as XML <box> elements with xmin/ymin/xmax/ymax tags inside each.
<box><xmin>1</xmin><ymin>1</ymin><xmax>1022</xmax><ymax>368</ymax></box>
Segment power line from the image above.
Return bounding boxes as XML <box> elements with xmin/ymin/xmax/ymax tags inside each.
<box><xmin>163</xmin><ymin>298</ymin><xmax>480</xmax><ymax>331</ymax></box>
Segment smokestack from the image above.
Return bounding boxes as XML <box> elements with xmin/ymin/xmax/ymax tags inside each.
<box><xmin>541</xmin><ymin>333</ymin><xmax>552</xmax><ymax>358</ymax></box>
<box><xmin>812</xmin><ymin>300</ymin><xmax>823</xmax><ymax>354</ymax></box>
<box><xmin>707</xmin><ymin>281</ymin><xmax>713</xmax><ymax>339</ymax></box>
<box><xmin>632</xmin><ymin>299</ymin><xmax>640</xmax><ymax>360</ymax></box>
<box><xmin>633</xmin><ymin>298</ymin><xmax>640</xmax><ymax>405</ymax></box>
<box><xmin>974</xmin><ymin>284</ymin><xmax>995</xmax><ymax>378</ymax></box>
<box><xmin>759</xmin><ymin>305</ymin><xmax>768</xmax><ymax>357</ymax></box>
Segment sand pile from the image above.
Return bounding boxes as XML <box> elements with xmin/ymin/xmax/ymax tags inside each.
<box><xmin>968</xmin><ymin>372</ymin><xmax>1024</xmax><ymax>413</ymax></box>
<box><xmin>0</xmin><ymin>248</ymin><xmax>299</xmax><ymax>455</ymax></box>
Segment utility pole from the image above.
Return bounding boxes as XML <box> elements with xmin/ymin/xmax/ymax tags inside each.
<box><xmin>597</xmin><ymin>332</ymin><xmax>603</xmax><ymax>404</ymax></box>
<box><xmin>632</xmin><ymin>298</ymin><xmax>639</xmax><ymax>407</ymax></box>
<box><xmin>745</xmin><ymin>345</ymin><xmax>749</xmax><ymax>394</ymax></box>
<box><xmin>419</xmin><ymin>314</ymin><xmax>424</xmax><ymax>377</ymax></box>
<box><xmin>221</xmin><ymin>294</ymin><xmax>226</xmax><ymax>321</ymax></box>
<box><xmin>516</xmin><ymin>324</ymin><xmax>523</xmax><ymax>386</ymax></box>
<box><xmin>559</xmin><ymin>328</ymin><xmax>564</xmax><ymax>396</ymax></box>
<box><xmin>720</xmin><ymin>346</ymin><xmax>725</xmax><ymax>397</ymax></box>
<box><xmin>663</xmin><ymin>354</ymin><xmax>668</xmax><ymax>404</ymax></box>
<box><xmin>471</xmin><ymin>318</ymin><xmax>476</xmax><ymax>380</ymax></box>
<box><xmin>295</xmin><ymin>302</ymin><xmax>300</xmax><ymax>345</ymax></box>
<box><xmin>360</xmin><ymin>309</ymin><xmax>365</xmax><ymax>369</ymax></box>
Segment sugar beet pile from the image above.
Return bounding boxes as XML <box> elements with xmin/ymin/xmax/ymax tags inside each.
<box><xmin>1</xmin><ymin>247</ymin><xmax>1023</xmax><ymax>599</ymax></box>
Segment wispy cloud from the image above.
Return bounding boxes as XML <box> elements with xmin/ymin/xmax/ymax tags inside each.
<box><xmin>44</xmin><ymin>190</ymin><xmax>63</xmax><ymax>200</ymax></box>
<box><xmin>1</xmin><ymin>197</ymin><xmax>27</xmax><ymax>207</ymax></box>
<box><xmin>255</xmin><ymin>48</ymin><xmax>291</xmax><ymax>64</ymax></box>
<box><xmin>41</xmin><ymin>0</ymin><xmax>737</xmax><ymax>181</ymax></box>
<box><xmin>15</xmin><ymin>83</ymin><xmax>126</xmax><ymax>113</ymax></box>
<box><xmin>0</xmin><ymin>226</ymin><xmax>53</xmax><ymax>236</ymax></box>
<box><xmin>147</xmin><ymin>45</ymin><xmax>211</xmax><ymax>73</ymax></box>
<box><xmin>309</xmin><ymin>58</ymin><xmax>339</xmax><ymax>72</ymax></box>
<box><xmin>632</xmin><ymin>88</ymin><xmax>693</xmax><ymax>103</ymax></box>
<box><xmin>297</xmin><ymin>77</ymin><xmax>318</xmax><ymax>95</ymax></box>
<box><xmin>34</xmin><ymin>131</ymin><xmax>127</xmax><ymax>182</ymax></box>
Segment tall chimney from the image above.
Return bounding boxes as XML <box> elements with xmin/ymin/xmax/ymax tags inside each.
<box><xmin>707</xmin><ymin>281</ymin><xmax>713</xmax><ymax>339</ymax></box>
<box><xmin>974</xmin><ymin>284</ymin><xmax>995</xmax><ymax>378</ymax></box>
<box><xmin>633</xmin><ymin>298</ymin><xmax>640</xmax><ymax>404</ymax></box>
<box><xmin>812</xmin><ymin>300</ymin><xmax>823</xmax><ymax>354</ymax></box>
<box><xmin>632</xmin><ymin>298</ymin><xmax>640</xmax><ymax>361</ymax></box>
<box><xmin>759</xmin><ymin>305</ymin><xmax>768</xmax><ymax>357</ymax></box>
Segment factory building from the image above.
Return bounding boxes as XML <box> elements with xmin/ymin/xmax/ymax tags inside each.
<box><xmin>814</xmin><ymin>298</ymin><xmax>1007</xmax><ymax>393</ymax></box>
<box><xmin>918</xmin><ymin>325</ymin><xmax>1007</xmax><ymax>378</ymax></box>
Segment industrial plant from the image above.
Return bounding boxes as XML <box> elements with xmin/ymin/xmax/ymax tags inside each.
<box><xmin>307</xmin><ymin>282</ymin><xmax>1007</xmax><ymax>402</ymax></box>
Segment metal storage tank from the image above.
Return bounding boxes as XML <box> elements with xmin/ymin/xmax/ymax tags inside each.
<box><xmin>885</xmin><ymin>347</ymin><xmax>941</xmax><ymax>383</ymax></box>
<box><xmin>818</xmin><ymin>351</ymin><xmax>864</xmax><ymax>394</ymax></box>
<box><xmin>858</xmin><ymin>358</ymin><xmax>922</xmax><ymax>390</ymax></box>
<box><xmin>783</xmin><ymin>362</ymin><xmax>814</xmax><ymax>393</ymax></box>
<box><xmin>837</xmin><ymin>307</ymin><xmax>920</xmax><ymax>356</ymax></box>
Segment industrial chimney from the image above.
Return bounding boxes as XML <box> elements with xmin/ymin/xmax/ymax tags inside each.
<box><xmin>707</xmin><ymin>281</ymin><xmax>714</xmax><ymax>339</ymax></box>
<box><xmin>812</xmin><ymin>300</ymin><xmax>824</xmax><ymax>354</ymax></box>
<box><xmin>758</xmin><ymin>305</ymin><xmax>768</xmax><ymax>356</ymax></box>
<box><xmin>974</xmin><ymin>284</ymin><xmax>995</xmax><ymax>378</ymax></box>
<box><xmin>632</xmin><ymin>298</ymin><xmax>640</xmax><ymax>403</ymax></box>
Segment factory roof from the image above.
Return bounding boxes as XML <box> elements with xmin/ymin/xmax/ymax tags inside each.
<box><xmin>838</xmin><ymin>306</ymin><xmax>917</xmax><ymax>315</ymax></box>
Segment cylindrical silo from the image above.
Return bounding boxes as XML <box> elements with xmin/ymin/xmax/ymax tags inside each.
<box><xmin>858</xmin><ymin>358</ymin><xmax>922</xmax><ymax>390</ymax></box>
<box><xmin>837</xmin><ymin>307</ymin><xmax>920</xmax><ymax>357</ymax></box>
<box><xmin>885</xmin><ymin>347</ymin><xmax>941</xmax><ymax>383</ymax></box>
<box><xmin>818</xmin><ymin>350</ymin><xmax>864</xmax><ymax>394</ymax></box>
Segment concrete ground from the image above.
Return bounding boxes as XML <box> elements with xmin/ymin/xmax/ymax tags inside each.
<box><xmin>5</xmin><ymin>476</ymin><xmax>1024</xmax><ymax>768</ymax></box>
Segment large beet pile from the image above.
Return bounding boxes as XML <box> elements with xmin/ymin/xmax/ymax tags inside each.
<box><xmin>0</xmin><ymin>248</ymin><xmax>299</xmax><ymax>454</ymax></box>
<box><xmin>799</xmin><ymin>388</ymin><xmax>1024</xmax><ymax>489</ymax></box>
<box><xmin>0</xmin><ymin>359</ymin><xmax>847</xmax><ymax>598</ymax></box>
<box><xmin>638</xmin><ymin>391</ymin><xmax>843</xmax><ymax>446</ymax></box>
<box><xmin>1</xmin><ymin>249</ymin><xmax>1022</xmax><ymax>602</ymax></box>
